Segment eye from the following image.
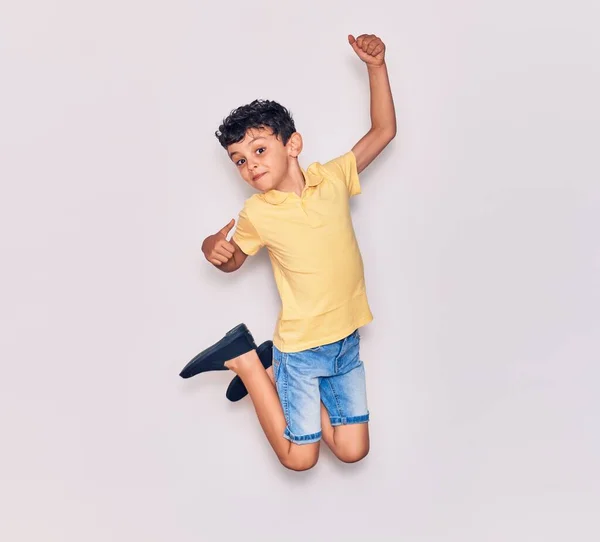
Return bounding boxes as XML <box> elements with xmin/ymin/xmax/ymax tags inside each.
<box><xmin>256</xmin><ymin>147</ymin><xmax>266</xmax><ymax>155</ymax></box>
<box><xmin>235</xmin><ymin>158</ymin><xmax>246</xmax><ymax>167</ymax></box>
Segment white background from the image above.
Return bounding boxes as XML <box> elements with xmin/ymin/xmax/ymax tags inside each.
<box><xmin>1</xmin><ymin>1</ymin><xmax>599</xmax><ymax>540</ymax></box>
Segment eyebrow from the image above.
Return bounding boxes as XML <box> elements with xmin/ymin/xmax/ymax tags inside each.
<box><xmin>228</xmin><ymin>136</ymin><xmax>267</xmax><ymax>159</ymax></box>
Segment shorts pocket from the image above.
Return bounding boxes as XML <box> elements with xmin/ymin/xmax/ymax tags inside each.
<box><xmin>337</xmin><ymin>335</ymin><xmax>361</xmax><ymax>374</ymax></box>
<box><xmin>273</xmin><ymin>357</ymin><xmax>282</xmax><ymax>383</ymax></box>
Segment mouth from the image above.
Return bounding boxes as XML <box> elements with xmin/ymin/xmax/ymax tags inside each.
<box><xmin>252</xmin><ymin>172</ymin><xmax>266</xmax><ymax>182</ymax></box>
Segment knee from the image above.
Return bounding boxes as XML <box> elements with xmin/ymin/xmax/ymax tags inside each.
<box><xmin>336</xmin><ymin>442</ymin><xmax>370</xmax><ymax>464</ymax></box>
<box><xmin>279</xmin><ymin>452</ymin><xmax>319</xmax><ymax>472</ymax></box>
<box><xmin>280</xmin><ymin>456</ymin><xmax>318</xmax><ymax>472</ymax></box>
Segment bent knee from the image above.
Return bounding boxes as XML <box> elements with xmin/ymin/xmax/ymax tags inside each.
<box><xmin>280</xmin><ymin>456</ymin><xmax>318</xmax><ymax>471</ymax></box>
<box><xmin>337</xmin><ymin>443</ymin><xmax>370</xmax><ymax>464</ymax></box>
<box><xmin>279</xmin><ymin>447</ymin><xmax>319</xmax><ymax>472</ymax></box>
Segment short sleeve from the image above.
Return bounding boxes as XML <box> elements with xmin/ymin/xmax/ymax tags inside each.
<box><xmin>322</xmin><ymin>151</ymin><xmax>361</xmax><ymax>197</ymax></box>
<box><xmin>232</xmin><ymin>205</ymin><xmax>264</xmax><ymax>256</ymax></box>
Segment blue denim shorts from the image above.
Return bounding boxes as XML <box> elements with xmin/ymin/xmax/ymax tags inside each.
<box><xmin>273</xmin><ymin>329</ymin><xmax>369</xmax><ymax>445</ymax></box>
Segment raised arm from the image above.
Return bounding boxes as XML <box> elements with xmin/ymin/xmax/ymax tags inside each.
<box><xmin>348</xmin><ymin>33</ymin><xmax>397</xmax><ymax>174</ymax></box>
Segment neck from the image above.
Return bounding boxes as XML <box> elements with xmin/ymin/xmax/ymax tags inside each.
<box><xmin>272</xmin><ymin>159</ymin><xmax>305</xmax><ymax>197</ymax></box>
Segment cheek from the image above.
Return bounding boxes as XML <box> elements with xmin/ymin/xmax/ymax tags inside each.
<box><xmin>239</xmin><ymin>169</ymin><xmax>252</xmax><ymax>185</ymax></box>
<box><xmin>269</xmin><ymin>154</ymin><xmax>286</xmax><ymax>172</ymax></box>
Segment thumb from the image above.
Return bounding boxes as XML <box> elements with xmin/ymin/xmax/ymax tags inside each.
<box><xmin>348</xmin><ymin>34</ymin><xmax>359</xmax><ymax>51</ymax></box>
<box><xmin>219</xmin><ymin>218</ymin><xmax>235</xmax><ymax>237</ymax></box>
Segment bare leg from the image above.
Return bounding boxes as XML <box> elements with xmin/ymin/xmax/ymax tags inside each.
<box><xmin>261</xmin><ymin>366</ymin><xmax>369</xmax><ymax>464</ymax></box>
<box><xmin>225</xmin><ymin>351</ymin><xmax>319</xmax><ymax>471</ymax></box>
<box><xmin>319</xmin><ymin>405</ymin><xmax>370</xmax><ymax>463</ymax></box>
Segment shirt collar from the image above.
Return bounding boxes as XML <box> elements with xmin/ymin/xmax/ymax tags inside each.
<box><xmin>261</xmin><ymin>165</ymin><xmax>324</xmax><ymax>205</ymax></box>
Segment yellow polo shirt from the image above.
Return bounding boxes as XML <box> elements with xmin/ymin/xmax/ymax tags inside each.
<box><xmin>232</xmin><ymin>151</ymin><xmax>373</xmax><ymax>353</ymax></box>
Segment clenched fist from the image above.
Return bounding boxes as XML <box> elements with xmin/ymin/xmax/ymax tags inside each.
<box><xmin>348</xmin><ymin>34</ymin><xmax>386</xmax><ymax>67</ymax></box>
<box><xmin>202</xmin><ymin>219</ymin><xmax>236</xmax><ymax>267</ymax></box>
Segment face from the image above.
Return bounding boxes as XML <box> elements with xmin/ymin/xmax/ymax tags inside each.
<box><xmin>227</xmin><ymin>127</ymin><xmax>298</xmax><ymax>192</ymax></box>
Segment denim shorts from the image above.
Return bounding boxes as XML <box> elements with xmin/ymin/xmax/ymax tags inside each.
<box><xmin>273</xmin><ymin>329</ymin><xmax>369</xmax><ymax>445</ymax></box>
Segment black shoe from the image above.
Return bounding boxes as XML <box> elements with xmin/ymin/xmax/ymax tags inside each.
<box><xmin>225</xmin><ymin>340</ymin><xmax>273</xmax><ymax>402</ymax></box>
<box><xmin>179</xmin><ymin>323</ymin><xmax>257</xmax><ymax>379</ymax></box>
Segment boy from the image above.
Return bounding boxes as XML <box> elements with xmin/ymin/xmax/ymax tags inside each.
<box><xmin>180</xmin><ymin>34</ymin><xmax>396</xmax><ymax>471</ymax></box>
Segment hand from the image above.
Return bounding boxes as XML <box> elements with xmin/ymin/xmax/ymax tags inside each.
<box><xmin>202</xmin><ymin>219</ymin><xmax>236</xmax><ymax>267</ymax></box>
<box><xmin>348</xmin><ymin>34</ymin><xmax>386</xmax><ymax>67</ymax></box>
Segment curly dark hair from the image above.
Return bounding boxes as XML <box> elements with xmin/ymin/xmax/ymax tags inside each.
<box><xmin>215</xmin><ymin>99</ymin><xmax>296</xmax><ymax>149</ymax></box>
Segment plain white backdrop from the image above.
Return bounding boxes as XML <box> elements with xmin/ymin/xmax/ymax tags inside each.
<box><xmin>1</xmin><ymin>1</ymin><xmax>599</xmax><ymax>540</ymax></box>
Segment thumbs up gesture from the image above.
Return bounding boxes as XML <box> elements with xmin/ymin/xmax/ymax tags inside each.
<box><xmin>202</xmin><ymin>219</ymin><xmax>236</xmax><ymax>267</ymax></box>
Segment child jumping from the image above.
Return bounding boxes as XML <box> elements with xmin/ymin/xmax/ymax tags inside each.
<box><xmin>180</xmin><ymin>33</ymin><xmax>396</xmax><ymax>471</ymax></box>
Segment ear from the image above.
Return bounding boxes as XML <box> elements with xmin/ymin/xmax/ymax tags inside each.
<box><xmin>287</xmin><ymin>132</ymin><xmax>303</xmax><ymax>158</ymax></box>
